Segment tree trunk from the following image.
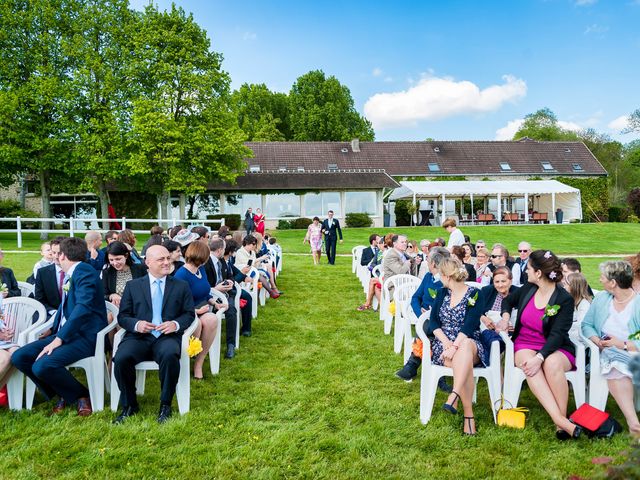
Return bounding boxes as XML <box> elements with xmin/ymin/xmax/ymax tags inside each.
<box><xmin>39</xmin><ymin>169</ymin><xmax>52</xmax><ymax>240</ymax></box>
<box><xmin>96</xmin><ymin>181</ymin><xmax>110</xmax><ymax>230</ymax></box>
<box><xmin>158</xmin><ymin>189</ymin><xmax>170</xmax><ymax>228</ymax></box>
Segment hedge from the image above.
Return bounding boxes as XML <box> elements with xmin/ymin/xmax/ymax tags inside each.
<box><xmin>345</xmin><ymin>213</ymin><xmax>372</xmax><ymax>228</ymax></box>
<box><xmin>555</xmin><ymin>177</ymin><xmax>609</xmax><ymax>222</ymax></box>
<box><xmin>0</xmin><ymin>200</ymin><xmax>41</xmax><ymax>229</ymax></box>
<box><xmin>276</xmin><ymin>217</ymin><xmax>313</xmax><ymax>230</ymax></box>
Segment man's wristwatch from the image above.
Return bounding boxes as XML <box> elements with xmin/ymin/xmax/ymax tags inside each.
<box><xmin>624</xmin><ymin>341</ymin><xmax>628</xmax><ymax>352</ymax></box>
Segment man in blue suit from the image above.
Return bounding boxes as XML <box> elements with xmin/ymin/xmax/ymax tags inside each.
<box><xmin>112</xmin><ymin>245</ymin><xmax>195</xmax><ymax>424</ymax></box>
<box><xmin>12</xmin><ymin>237</ymin><xmax>107</xmax><ymax>416</ymax></box>
<box><xmin>321</xmin><ymin>210</ymin><xmax>343</xmax><ymax>265</ymax></box>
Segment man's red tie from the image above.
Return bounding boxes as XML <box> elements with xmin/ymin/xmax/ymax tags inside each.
<box><xmin>58</xmin><ymin>269</ymin><xmax>65</xmax><ymax>298</ymax></box>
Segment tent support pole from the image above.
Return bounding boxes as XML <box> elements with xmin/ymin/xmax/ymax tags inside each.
<box><xmin>552</xmin><ymin>192</ymin><xmax>556</xmax><ymax>224</ymax></box>
<box><xmin>470</xmin><ymin>193</ymin><xmax>474</xmax><ymax>224</ymax></box>
<box><xmin>524</xmin><ymin>193</ymin><xmax>529</xmax><ymax>223</ymax></box>
<box><xmin>441</xmin><ymin>194</ymin><xmax>446</xmax><ymax>226</ymax></box>
<box><xmin>497</xmin><ymin>193</ymin><xmax>502</xmax><ymax>224</ymax></box>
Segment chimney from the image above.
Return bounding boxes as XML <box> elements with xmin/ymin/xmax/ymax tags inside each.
<box><xmin>351</xmin><ymin>138</ymin><xmax>360</xmax><ymax>152</ymax></box>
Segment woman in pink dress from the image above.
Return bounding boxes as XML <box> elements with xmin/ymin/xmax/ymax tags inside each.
<box><xmin>303</xmin><ymin>217</ymin><xmax>323</xmax><ymax>265</ymax></box>
<box><xmin>499</xmin><ymin>250</ymin><xmax>579</xmax><ymax>440</ymax></box>
<box><xmin>253</xmin><ymin>208</ymin><xmax>265</xmax><ymax>235</ymax></box>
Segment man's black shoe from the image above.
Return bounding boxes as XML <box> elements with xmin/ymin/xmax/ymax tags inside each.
<box><xmin>225</xmin><ymin>344</ymin><xmax>235</xmax><ymax>359</ymax></box>
<box><xmin>113</xmin><ymin>405</ymin><xmax>139</xmax><ymax>424</ymax></box>
<box><xmin>157</xmin><ymin>404</ymin><xmax>172</xmax><ymax>424</ymax></box>
<box><xmin>241</xmin><ymin>331</ymin><xmax>252</xmax><ymax>337</ymax></box>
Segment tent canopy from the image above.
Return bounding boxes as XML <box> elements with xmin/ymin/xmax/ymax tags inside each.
<box><xmin>389</xmin><ymin>180</ymin><xmax>580</xmax><ymax>199</ymax></box>
<box><xmin>389</xmin><ymin>180</ymin><xmax>582</xmax><ymax>223</ymax></box>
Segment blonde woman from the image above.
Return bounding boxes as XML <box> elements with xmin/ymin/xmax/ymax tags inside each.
<box><xmin>428</xmin><ymin>257</ymin><xmax>486</xmax><ymax>435</ymax></box>
<box><xmin>564</xmin><ymin>272</ymin><xmax>592</xmax><ymax>338</ymax></box>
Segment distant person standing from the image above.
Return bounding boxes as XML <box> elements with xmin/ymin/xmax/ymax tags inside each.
<box><xmin>244</xmin><ymin>208</ymin><xmax>255</xmax><ymax>236</ymax></box>
<box><xmin>321</xmin><ymin>210</ymin><xmax>343</xmax><ymax>265</ymax></box>
<box><xmin>443</xmin><ymin>217</ymin><xmax>464</xmax><ymax>250</ymax></box>
<box><xmin>253</xmin><ymin>208</ymin><xmax>266</xmax><ymax>235</ymax></box>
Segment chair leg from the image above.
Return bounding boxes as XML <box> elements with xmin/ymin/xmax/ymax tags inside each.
<box><xmin>7</xmin><ymin>371</ymin><xmax>24</xmax><ymax>411</ymax></box>
<box><xmin>420</xmin><ymin>369</ymin><xmax>441</xmax><ymax>425</ymax></box>
<box><xmin>135</xmin><ymin>370</ymin><xmax>146</xmax><ymax>395</ymax></box>
<box><xmin>486</xmin><ymin>372</ymin><xmax>501</xmax><ymax>423</ymax></box>
<box><xmin>110</xmin><ymin>374</ymin><xmax>120</xmax><ymax>412</ymax></box>
<box><xmin>25</xmin><ymin>378</ymin><xmax>36</xmax><ymax>410</ymax></box>
<box><xmin>570</xmin><ymin>376</ymin><xmax>586</xmax><ymax>409</ymax></box>
<box><xmin>209</xmin><ymin>320</ymin><xmax>221</xmax><ymax>375</ymax></box>
<box><xmin>177</xmin><ymin>359</ymin><xmax>190</xmax><ymax>414</ymax></box>
<box><xmin>393</xmin><ymin>314</ymin><xmax>404</xmax><ymax>354</ymax></box>
<box><xmin>503</xmin><ymin>372</ymin><xmax>524</xmax><ymax>408</ymax></box>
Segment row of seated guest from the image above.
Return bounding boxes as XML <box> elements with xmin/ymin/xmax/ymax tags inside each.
<box><xmin>235</xmin><ymin>234</ymin><xmax>282</xmax><ymax>299</ymax></box>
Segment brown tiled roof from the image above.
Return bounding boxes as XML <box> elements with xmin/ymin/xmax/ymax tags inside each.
<box><xmin>208</xmin><ymin>170</ymin><xmax>399</xmax><ymax>191</ymax></box>
<box><xmin>242</xmin><ymin>139</ymin><xmax>607</xmax><ymax>177</ymax></box>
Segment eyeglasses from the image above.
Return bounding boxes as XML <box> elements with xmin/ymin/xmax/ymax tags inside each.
<box><xmin>518</xmin><ymin>249</ymin><xmax>530</xmax><ymax>253</ymax></box>
<box><xmin>407</xmin><ymin>245</ymin><xmax>414</xmax><ymax>249</ymax></box>
<box><xmin>491</xmin><ymin>254</ymin><xmax>503</xmax><ymax>258</ymax></box>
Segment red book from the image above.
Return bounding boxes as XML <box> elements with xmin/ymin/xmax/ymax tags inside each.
<box><xmin>570</xmin><ymin>403</ymin><xmax>609</xmax><ymax>431</ymax></box>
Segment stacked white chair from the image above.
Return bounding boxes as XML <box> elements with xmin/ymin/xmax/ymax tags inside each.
<box><xmin>110</xmin><ymin>315</ymin><xmax>199</xmax><ymax>415</ymax></box>
<box><xmin>208</xmin><ymin>288</ymin><xmax>229</xmax><ymax>375</ymax></box>
<box><xmin>17</xmin><ymin>281</ymin><xmax>35</xmax><ymax>297</ymax></box>
<box><xmin>415</xmin><ymin>314</ymin><xmax>501</xmax><ymax>424</ymax></box>
<box><xmin>26</xmin><ymin>301</ymin><xmax>119</xmax><ymax>411</ymax></box>
<box><xmin>371</xmin><ymin>265</ymin><xmax>383</xmax><ymax>311</ymax></box>
<box><xmin>392</xmin><ymin>279</ymin><xmax>421</xmax><ymax>354</ymax></box>
<box><xmin>2</xmin><ymin>297</ymin><xmax>46</xmax><ymax>410</ymax></box>
<box><xmin>500</xmin><ymin>331</ymin><xmax>586</xmax><ymax>409</ymax></box>
<box><xmin>352</xmin><ymin>246</ymin><xmax>365</xmax><ymax>274</ymax></box>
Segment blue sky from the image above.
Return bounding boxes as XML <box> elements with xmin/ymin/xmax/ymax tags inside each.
<box><xmin>131</xmin><ymin>0</ymin><xmax>640</xmax><ymax>143</ymax></box>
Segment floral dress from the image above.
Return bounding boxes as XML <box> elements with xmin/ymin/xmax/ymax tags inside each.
<box><xmin>306</xmin><ymin>224</ymin><xmax>323</xmax><ymax>252</ymax></box>
<box><xmin>431</xmin><ymin>289</ymin><xmax>488</xmax><ymax>367</ymax></box>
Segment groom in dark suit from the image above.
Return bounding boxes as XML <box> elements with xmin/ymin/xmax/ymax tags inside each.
<box><xmin>112</xmin><ymin>245</ymin><xmax>195</xmax><ymax>424</ymax></box>
<box><xmin>12</xmin><ymin>237</ymin><xmax>107</xmax><ymax>416</ymax></box>
<box><xmin>321</xmin><ymin>210</ymin><xmax>343</xmax><ymax>265</ymax></box>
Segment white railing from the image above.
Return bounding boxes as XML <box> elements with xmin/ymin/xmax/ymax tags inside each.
<box><xmin>0</xmin><ymin>216</ymin><xmax>225</xmax><ymax>248</ymax></box>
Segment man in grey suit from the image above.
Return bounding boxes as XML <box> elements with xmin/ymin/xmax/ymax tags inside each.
<box><xmin>382</xmin><ymin>235</ymin><xmax>421</xmax><ymax>292</ymax></box>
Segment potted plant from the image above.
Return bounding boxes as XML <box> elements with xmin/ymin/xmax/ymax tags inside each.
<box><xmin>555</xmin><ymin>208</ymin><xmax>564</xmax><ymax>224</ymax></box>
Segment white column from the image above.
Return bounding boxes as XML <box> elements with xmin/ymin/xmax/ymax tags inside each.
<box><xmin>524</xmin><ymin>193</ymin><xmax>529</xmax><ymax>223</ymax></box>
<box><xmin>460</xmin><ymin>197</ymin><xmax>464</xmax><ymax>217</ymax></box>
<box><xmin>219</xmin><ymin>193</ymin><xmax>226</xmax><ymax>214</ymax></box>
<box><xmin>179</xmin><ymin>193</ymin><xmax>186</xmax><ymax>219</ymax></box>
<box><xmin>300</xmin><ymin>193</ymin><xmax>305</xmax><ymax>218</ymax></box>
<box><xmin>412</xmin><ymin>192</ymin><xmax>417</xmax><ymax>226</ymax></box>
<box><xmin>497</xmin><ymin>193</ymin><xmax>502</xmax><ymax>224</ymax></box>
<box><xmin>470</xmin><ymin>193</ymin><xmax>474</xmax><ymax>224</ymax></box>
<box><xmin>441</xmin><ymin>193</ymin><xmax>446</xmax><ymax>225</ymax></box>
<box><xmin>551</xmin><ymin>193</ymin><xmax>556</xmax><ymax>224</ymax></box>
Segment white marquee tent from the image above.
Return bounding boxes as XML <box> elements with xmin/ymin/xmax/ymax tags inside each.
<box><xmin>389</xmin><ymin>180</ymin><xmax>582</xmax><ymax>224</ymax></box>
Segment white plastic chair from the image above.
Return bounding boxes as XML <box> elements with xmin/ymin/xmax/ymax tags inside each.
<box><xmin>352</xmin><ymin>246</ymin><xmax>365</xmax><ymax>274</ymax></box>
<box><xmin>371</xmin><ymin>265</ymin><xmax>383</xmax><ymax>311</ymax></box>
<box><xmin>581</xmin><ymin>334</ymin><xmax>609</xmax><ymax>410</ymax></box>
<box><xmin>400</xmin><ymin>299</ymin><xmax>430</xmax><ymax>363</ymax></box>
<box><xmin>26</xmin><ymin>302</ymin><xmax>119</xmax><ymax>411</ymax></box>
<box><xmin>416</xmin><ymin>315</ymin><xmax>501</xmax><ymax>424</ymax></box>
<box><xmin>500</xmin><ymin>331</ymin><xmax>586</xmax><ymax>409</ymax></box>
<box><xmin>110</xmin><ymin>316</ymin><xmax>199</xmax><ymax>415</ymax></box>
<box><xmin>392</xmin><ymin>280</ymin><xmax>421</xmax><ymax>354</ymax></box>
<box><xmin>240</xmin><ymin>268</ymin><xmax>260</xmax><ymax>319</ymax></box>
<box><xmin>465</xmin><ymin>281</ymin><xmax>484</xmax><ymax>290</ymax></box>
<box><xmin>208</xmin><ymin>289</ymin><xmax>229</xmax><ymax>375</ymax></box>
<box><xmin>17</xmin><ymin>281</ymin><xmax>35</xmax><ymax>297</ymax></box>
<box><xmin>381</xmin><ymin>274</ymin><xmax>419</xmax><ymax>335</ymax></box>
<box><xmin>1</xmin><ymin>297</ymin><xmax>47</xmax><ymax>410</ymax></box>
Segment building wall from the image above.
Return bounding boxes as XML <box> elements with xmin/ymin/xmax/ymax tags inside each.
<box><xmin>0</xmin><ymin>181</ymin><xmax>42</xmax><ymax>213</ymax></box>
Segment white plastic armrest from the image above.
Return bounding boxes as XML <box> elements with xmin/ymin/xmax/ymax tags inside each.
<box><xmin>112</xmin><ymin>328</ymin><xmax>127</xmax><ymax>354</ymax></box>
<box><xmin>181</xmin><ymin>317</ymin><xmax>200</xmax><ymax>352</ymax></box>
<box><xmin>569</xmin><ymin>335</ymin><xmax>586</xmax><ymax>364</ymax></box>
<box><xmin>580</xmin><ymin>333</ymin><xmax>601</xmax><ymax>365</ymax></box>
<box><xmin>17</xmin><ymin>314</ymin><xmax>49</xmax><ymax>345</ymax></box>
<box><xmin>414</xmin><ymin>318</ymin><xmax>432</xmax><ymax>360</ymax></box>
<box><xmin>94</xmin><ymin>321</ymin><xmax>119</xmax><ymax>356</ymax></box>
<box><xmin>27</xmin><ymin>318</ymin><xmax>55</xmax><ymax>343</ymax></box>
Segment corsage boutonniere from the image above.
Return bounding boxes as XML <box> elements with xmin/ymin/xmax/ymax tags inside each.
<box><xmin>428</xmin><ymin>288</ymin><xmax>437</xmax><ymax>299</ymax></box>
<box><xmin>629</xmin><ymin>329</ymin><xmax>640</xmax><ymax>341</ymax></box>
<box><xmin>62</xmin><ymin>278</ymin><xmax>71</xmax><ymax>294</ymax></box>
<box><xmin>0</xmin><ymin>283</ymin><xmax>7</xmax><ymax>294</ymax></box>
<box><xmin>467</xmin><ymin>292</ymin><xmax>479</xmax><ymax>307</ymax></box>
<box><xmin>543</xmin><ymin>304</ymin><xmax>560</xmax><ymax>321</ymax></box>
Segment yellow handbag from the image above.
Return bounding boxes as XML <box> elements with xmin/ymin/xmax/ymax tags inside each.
<box><xmin>495</xmin><ymin>397</ymin><xmax>528</xmax><ymax>429</ymax></box>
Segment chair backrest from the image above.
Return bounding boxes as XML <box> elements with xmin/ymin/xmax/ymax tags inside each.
<box><xmin>17</xmin><ymin>281</ymin><xmax>35</xmax><ymax>297</ymax></box>
<box><xmin>465</xmin><ymin>281</ymin><xmax>484</xmax><ymax>289</ymax></box>
<box><xmin>371</xmin><ymin>265</ymin><xmax>383</xmax><ymax>279</ymax></box>
<box><xmin>394</xmin><ymin>282</ymin><xmax>419</xmax><ymax>305</ymax></box>
<box><xmin>105</xmin><ymin>301</ymin><xmax>119</xmax><ymax>321</ymax></box>
<box><xmin>352</xmin><ymin>246</ymin><xmax>365</xmax><ymax>273</ymax></box>
<box><xmin>382</xmin><ymin>274</ymin><xmax>419</xmax><ymax>302</ymax></box>
<box><xmin>0</xmin><ymin>297</ymin><xmax>47</xmax><ymax>343</ymax></box>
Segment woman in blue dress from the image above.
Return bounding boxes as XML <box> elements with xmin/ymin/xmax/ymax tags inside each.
<box><xmin>429</xmin><ymin>257</ymin><xmax>487</xmax><ymax>435</ymax></box>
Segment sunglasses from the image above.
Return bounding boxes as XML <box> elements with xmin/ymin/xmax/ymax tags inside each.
<box><xmin>518</xmin><ymin>249</ymin><xmax>529</xmax><ymax>253</ymax></box>
<box><xmin>491</xmin><ymin>254</ymin><xmax>503</xmax><ymax>258</ymax></box>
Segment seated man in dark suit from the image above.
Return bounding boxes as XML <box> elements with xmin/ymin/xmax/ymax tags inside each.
<box><xmin>112</xmin><ymin>245</ymin><xmax>195</xmax><ymax>424</ymax></box>
<box><xmin>12</xmin><ymin>237</ymin><xmax>107</xmax><ymax>416</ymax></box>
<box><xmin>360</xmin><ymin>234</ymin><xmax>380</xmax><ymax>269</ymax></box>
<box><xmin>223</xmin><ymin>240</ymin><xmax>254</xmax><ymax>337</ymax></box>
<box><xmin>34</xmin><ymin>237</ymin><xmax>65</xmax><ymax>318</ymax></box>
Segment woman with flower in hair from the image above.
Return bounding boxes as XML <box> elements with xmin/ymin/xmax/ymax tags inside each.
<box><xmin>498</xmin><ymin>250</ymin><xmax>579</xmax><ymax>440</ymax></box>
<box><xmin>427</xmin><ymin>257</ymin><xmax>486</xmax><ymax>435</ymax></box>
<box><xmin>581</xmin><ymin>260</ymin><xmax>640</xmax><ymax>437</ymax></box>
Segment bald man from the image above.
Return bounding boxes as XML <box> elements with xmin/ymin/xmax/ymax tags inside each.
<box><xmin>112</xmin><ymin>245</ymin><xmax>195</xmax><ymax>424</ymax></box>
<box><xmin>85</xmin><ymin>231</ymin><xmax>105</xmax><ymax>271</ymax></box>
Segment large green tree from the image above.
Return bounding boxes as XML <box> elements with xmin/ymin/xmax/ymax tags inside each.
<box><xmin>289</xmin><ymin>70</ymin><xmax>375</xmax><ymax>141</ymax></box>
<box><xmin>513</xmin><ymin>108</ymin><xmax>580</xmax><ymax>142</ymax></box>
<box><xmin>127</xmin><ymin>4</ymin><xmax>249</xmax><ymax>219</ymax></box>
<box><xmin>0</xmin><ymin>0</ymin><xmax>79</xmax><ymax>234</ymax></box>
<box><xmin>231</xmin><ymin>83</ymin><xmax>290</xmax><ymax>141</ymax></box>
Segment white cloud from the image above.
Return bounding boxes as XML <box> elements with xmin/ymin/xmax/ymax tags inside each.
<box><xmin>584</xmin><ymin>24</ymin><xmax>609</xmax><ymax>35</ymax></box>
<box><xmin>575</xmin><ymin>0</ymin><xmax>597</xmax><ymax>6</ymax></box>
<box><xmin>242</xmin><ymin>31</ymin><xmax>257</xmax><ymax>41</ymax></box>
<box><xmin>608</xmin><ymin>115</ymin><xmax>630</xmax><ymax>132</ymax></box>
<box><xmin>364</xmin><ymin>74</ymin><xmax>527</xmax><ymax>129</ymax></box>
<box><xmin>495</xmin><ymin>119</ymin><xmax>525</xmax><ymax>140</ymax></box>
<box><xmin>383</xmin><ymin>76</ymin><xmax>394</xmax><ymax>83</ymax></box>
<box><xmin>494</xmin><ymin>118</ymin><xmax>583</xmax><ymax>140</ymax></box>
<box><xmin>372</xmin><ymin>67</ymin><xmax>383</xmax><ymax>77</ymax></box>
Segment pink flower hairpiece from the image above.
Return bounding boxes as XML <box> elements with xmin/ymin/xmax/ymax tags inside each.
<box><xmin>549</xmin><ymin>271</ymin><xmax>557</xmax><ymax>279</ymax></box>
<box><xmin>544</xmin><ymin>251</ymin><xmax>552</xmax><ymax>259</ymax></box>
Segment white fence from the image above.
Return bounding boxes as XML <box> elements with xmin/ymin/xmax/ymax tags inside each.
<box><xmin>0</xmin><ymin>216</ymin><xmax>225</xmax><ymax>248</ymax></box>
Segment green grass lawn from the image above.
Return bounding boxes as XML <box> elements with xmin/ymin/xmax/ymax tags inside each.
<box><xmin>0</xmin><ymin>225</ymin><xmax>637</xmax><ymax>479</ymax></box>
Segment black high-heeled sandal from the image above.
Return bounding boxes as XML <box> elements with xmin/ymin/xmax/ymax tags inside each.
<box><xmin>442</xmin><ymin>390</ymin><xmax>460</xmax><ymax>415</ymax></box>
<box><xmin>463</xmin><ymin>416</ymin><xmax>476</xmax><ymax>436</ymax></box>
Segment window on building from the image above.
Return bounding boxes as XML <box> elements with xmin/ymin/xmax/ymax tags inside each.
<box><xmin>304</xmin><ymin>192</ymin><xmax>341</xmax><ymax>217</ymax></box>
<box><xmin>264</xmin><ymin>193</ymin><xmax>300</xmax><ymax>218</ymax></box>
<box><xmin>249</xmin><ymin>165</ymin><xmax>260</xmax><ymax>173</ymax></box>
<box><xmin>428</xmin><ymin>163</ymin><xmax>440</xmax><ymax>172</ymax></box>
<box><xmin>224</xmin><ymin>193</ymin><xmax>262</xmax><ymax>215</ymax></box>
<box><xmin>541</xmin><ymin>161</ymin><xmax>554</xmax><ymax>171</ymax></box>
<box><xmin>572</xmin><ymin>163</ymin><xmax>584</xmax><ymax>172</ymax></box>
<box><xmin>327</xmin><ymin>164</ymin><xmax>338</xmax><ymax>171</ymax></box>
<box><xmin>345</xmin><ymin>191</ymin><xmax>377</xmax><ymax>215</ymax></box>
<box><xmin>499</xmin><ymin>162</ymin><xmax>512</xmax><ymax>171</ymax></box>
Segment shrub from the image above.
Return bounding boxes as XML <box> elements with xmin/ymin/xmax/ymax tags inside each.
<box><xmin>345</xmin><ymin>212</ymin><xmax>372</xmax><ymax>228</ymax></box>
<box><xmin>289</xmin><ymin>217</ymin><xmax>313</xmax><ymax>230</ymax></box>
<box><xmin>608</xmin><ymin>205</ymin><xmax>629</xmax><ymax>223</ymax></box>
<box><xmin>0</xmin><ymin>200</ymin><xmax>41</xmax><ymax>229</ymax></box>
<box><xmin>207</xmin><ymin>214</ymin><xmax>241</xmax><ymax>231</ymax></box>
<box><xmin>394</xmin><ymin>200</ymin><xmax>412</xmax><ymax>226</ymax></box>
<box><xmin>556</xmin><ymin>177</ymin><xmax>609</xmax><ymax>223</ymax></box>
<box><xmin>628</xmin><ymin>214</ymin><xmax>639</xmax><ymax>223</ymax></box>
<box><xmin>277</xmin><ymin>219</ymin><xmax>291</xmax><ymax>230</ymax></box>
<box><xmin>628</xmin><ymin>187</ymin><xmax>640</xmax><ymax>217</ymax></box>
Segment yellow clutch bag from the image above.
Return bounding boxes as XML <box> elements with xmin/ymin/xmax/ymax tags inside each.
<box><xmin>495</xmin><ymin>398</ymin><xmax>528</xmax><ymax>429</ymax></box>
